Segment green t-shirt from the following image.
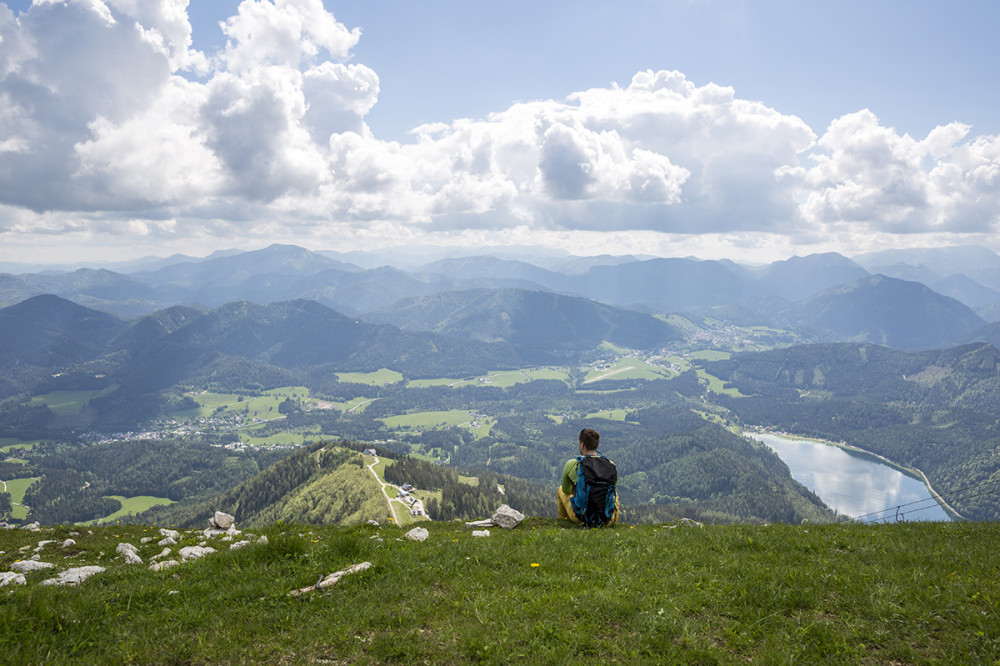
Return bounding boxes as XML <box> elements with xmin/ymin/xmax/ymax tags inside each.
<box><xmin>560</xmin><ymin>458</ymin><xmax>578</xmax><ymax>495</ymax></box>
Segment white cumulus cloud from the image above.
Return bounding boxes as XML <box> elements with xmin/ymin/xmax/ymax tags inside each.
<box><xmin>1</xmin><ymin>1</ymin><xmax>1000</xmax><ymax>260</ymax></box>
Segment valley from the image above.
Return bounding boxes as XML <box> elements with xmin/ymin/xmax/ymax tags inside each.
<box><xmin>3</xmin><ymin>244</ymin><xmax>1000</xmax><ymax>528</ymax></box>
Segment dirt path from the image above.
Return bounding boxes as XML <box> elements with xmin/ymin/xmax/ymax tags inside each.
<box><xmin>365</xmin><ymin>455</ymin><xmax>399</xmax><ymax>524</ymax></box>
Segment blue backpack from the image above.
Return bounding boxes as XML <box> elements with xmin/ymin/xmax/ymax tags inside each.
<box><xmin>570</xmin><ymin>453</ymin><xmax>618</xmax><ymax>527</ymax></box>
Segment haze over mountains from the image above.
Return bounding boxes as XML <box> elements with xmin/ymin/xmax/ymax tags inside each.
<box><xmin>1</xmin><ymin>243</ymin><xmax>998</xmax><ymax>353</ymax></box>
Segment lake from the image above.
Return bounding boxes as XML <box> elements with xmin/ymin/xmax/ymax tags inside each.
<box><xmin>750</xmin><ymin>432</ymin><xmax>951</xmax><ymax>522</ymax></box>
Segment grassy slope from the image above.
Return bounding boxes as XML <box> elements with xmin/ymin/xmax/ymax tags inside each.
<box><xmin>0</xmin><ymin>520</ymin><xmax>997</xmax><ymax>664</ymax></box>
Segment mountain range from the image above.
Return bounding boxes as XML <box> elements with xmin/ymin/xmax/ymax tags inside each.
<box><xmin>2</xmin><ymin>243</ymin><xmax>999</xmax><ymax>354</ymax></box>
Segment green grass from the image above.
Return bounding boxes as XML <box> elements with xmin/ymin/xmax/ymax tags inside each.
<box><xmin>240</xmin><ymin>429</ymin><xmax>326</xmax><ymax>447</ymax></box>
<box><xmin>169</xmin><ymin>387</ymin><xmax>310</xmax><ymax>420</ymax></box>
<box><xmin>689</xmin><ymin>349</ymin><xmax>732</xmax><ymax>361</ymax></box>
<box><xmin>82</xmin><ymin>496</ymin><xmax>175</xmax><ymax>526</ymax></box>
<box><xmin>696</xmin><ymin>368</ymin><xmax>748</xmax><ymax>397</ymax></box>
<box><xmin>2</xmin><ymin>476</ymin><xmax>37</xmax><ymax>504</ymax></box>
<box><xmin>29</xmin><ymin>389</ymin><xmax>108</xmax><ymax>415</ymax></box>
<box><xmin>0</xmin><ymin>521</ymin><xmax>997</xmax><ymax>664</ymax></box>
<box><xmin>408</xmin><ymin>367</ymin><xmax>572</xmax><ymax>389</ymax></box>
<box><xmin>337</xmin><ymin>369</ymin><xmax>404</xmax><ymax>386</ymax></box>
<box><xmin>1</xmin><ymin>439</ymin><xmax>37</xmax><ymax>453</ymax></box>
<box><xmin>584</xmin><ymin>409</ymin><xmax>629</xmax><ymax>421</ymax></box>
<box><xmin>583</xmin><ymin>356</ymin><xmax>673</xmax><ymax>384</ymax></box>
<box><xmin>380</xmin><ymin>409</ymin><xmax>494</xmax><ymax>439</ymax></box>
<box><xmin>2</xmin><ymin>476</ymin><xmax>38</xmax><ymax>521</ymax></box>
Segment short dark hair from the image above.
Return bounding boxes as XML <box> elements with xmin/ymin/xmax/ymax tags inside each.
<box><xmin>579</xmin><ymin>428</ymin><xmax>600</xmax><ymax>451</ymax></box>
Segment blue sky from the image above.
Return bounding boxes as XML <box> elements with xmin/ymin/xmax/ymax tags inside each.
<box><xmin>1</xmin><ymin>0</ymin><xmax>999</xmax><ymax>264</ymax></box>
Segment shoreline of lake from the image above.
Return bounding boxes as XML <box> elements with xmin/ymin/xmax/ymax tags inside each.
<box><xmin>747</xmin><ymin>429</ymin><xmax>962</xmax><ymax>521</ymax></box>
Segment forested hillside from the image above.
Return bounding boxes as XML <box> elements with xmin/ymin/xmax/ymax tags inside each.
<box><xmin>703</xmin><ymin>342</ymin><xmax>1000</xmax><ymax>519</ymax></box>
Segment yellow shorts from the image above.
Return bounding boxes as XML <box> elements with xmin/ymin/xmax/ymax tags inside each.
<box><xmin>557</xmin><ymin>487</ymin><xmax>619</xmax><ymax>525</ymax></box>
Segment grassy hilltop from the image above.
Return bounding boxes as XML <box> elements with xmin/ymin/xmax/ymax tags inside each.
<box><xmin>1</xmin><ymin>520</ymin><xmax>998</xmax><ymax>664</ymax></box>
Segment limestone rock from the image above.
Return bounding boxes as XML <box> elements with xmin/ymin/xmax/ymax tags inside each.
<box><xmin>366</xmin><ymin>520</ymin><xmax>380</xmax><ymax>527</ymax></box>
<box><xmin>203</xmin><ymin>524</ymin><xmax>240</xmax><ymax>539</ymax></box>
<box><xmin>11</xmin><ymin>560</ymin><xmax>54</xmax><ymax>572</ymax></box>
<box><xmin>121</xmin><ymin>549</ymin><xmax>143</xmax><ymax>565</ymax></box>
<box><xmin>61</xmin><ymin>539</ymin><xmax>76</xmax><ymax>548</ymax></box>
<box><xmin>158</xmin><ymin>536</ymin><xmax>177</xmax><ymax>546</ymax></box>
<box><xmin>256</xmin><ymin>535</ymin><xmax>269</xmax><ymax>545</ymax></box>
<box><xmin>34</xmin><ymin>540</ymin><xmax>55</xmax><ymax>552</ymax></box>
<box><xmin>115</xmin><ymin>543</ymin><xmax>138</xmax><ymax>555</ymax></box>
<box><xmin>159</xmin><ymin>528</ymin><xmax>180</xmax><ymax>540</ymax></box>
<box><xmin>0</xmin><ymin>571</ymin><xmax>26</xmax><ymax>586</ymax></box>
<box><xmin>150</xmin><ymin>547</ymin><xmax>172</xmax><ymax>561</ymax></box>
<box><xmin>472</xmin><ymin>530</ymin><xmax>490</xmax><ymax>538</ymax></box>
<box><xmin>209</xmin><ymin>511</ymin><xmax>235</xmax><ymax>530</ymax></box>
<box><xmin>41</xmin><ymin>566</ymin><xmax>105</xmax><ymax>586</ymax></box>
<box><xmin>150</xmin><ymin>560</ymin><xmax>180</xmax><ymax>571</ymax></box>
<box><xmin>230</xmin><ymin>540</ymin><xmax>250</xmax><ymax>550</ymax></box>
<box><xmin>491</xmin><ymin>505</ymin><xmax>525</xmax><ymax>530</ymax></box>
<box><xmin>179</xmin><ymin>545</ymin><xmax>216</xmax><ymax>562</ymax></box>
<box><xmin>404</xmin><ymin>527</ymin><xmax>429</xmax><ymax>542</ymax></box>
<box><xmin>141</xmin><ymin>537</ymin><xmax>154</xmax><ymax>544</ymax></box>
<box><xmin>288</xmin><ymin>562</ymin><xmax>371</xmax><ymax>596</ymax></box>
<box><xmin>464</xmin><ymin>519</ymin><xmax>494</xmax><ymax>529</ymax></box>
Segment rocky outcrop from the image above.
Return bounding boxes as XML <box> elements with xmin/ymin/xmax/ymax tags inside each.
<box><xmin>208</xmin><ymin>511</ymin><xmax>235</xmax><ymax>530</ymax></box>
<box><xmin>41</xmin><ymin>566</ymin><xmax>105</xmax><ymax>586</ymax></box>
<box><xmin>464</xmin><ymin>504</ymin><xmax>526</xmax><ymax>530</ymax></box>
<box><xmin>288</xmin><ymin>562</ymin><xmax>371</xmax><ymax>596</ymax></box>
<box><xmin>11</xmin><ymin>560</ymin><xmax>54</xmax><ymax>573</ymax></box>
<box><xmin>180</xmin><ymin>545</ymin><xmax>216</xmax><ymax>562</ymax></box>
<box><xmin>404</xmin><ymin>527</ymin><xmax>429</xmax><ymax>542</ymax></box>
<box><xmin>0</xmin><ymin>572</ymin><xmax>26</xmax><ymax>586</ymax></box>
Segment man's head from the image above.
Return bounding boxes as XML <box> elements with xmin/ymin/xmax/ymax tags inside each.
<box><xmin>579</xmin><ymin>428</ymin><xmax>600</xmax><ymax>452</ymax></box>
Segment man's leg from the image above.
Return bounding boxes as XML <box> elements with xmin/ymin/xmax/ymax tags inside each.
<box><xmin>557</xmin><ymin>487</ymin><xmax>579</xmax><ymax>523</ymax></box>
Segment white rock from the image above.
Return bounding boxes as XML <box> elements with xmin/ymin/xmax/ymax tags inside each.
<box><xmin>159</xmin><ymin>528</ymin><xmax>180</xmax><ymax>539</ymax></box>
<box><xmin>288</xmin><ymin>562</ymin><xmax>372</xmax><ymax>596</ymax></box>
<box><xmin>158</xmin><ymin>536</ymin><xmax>177</xmax><ymax>546</ymax></box>
<box><xmin>61</xmin><ymin>539</ymin><xmax>76</xmax><ymax>548</ymax></box>
<box><xmin>149</xmin><ymin>560</ymin><xmax>180</xmax><ymax>571</ymax></box>
<box><xmin>366</xmin><ymin>520</ymin><xmax>380</xmax><ymax>527</ymax></box>
<box><xmin>211</xmin><ymin>511</ymin><xmax>235</xmax><ymax>530</ymax></box>
<box><xmin>115</xmin><ymin>543</ymin><xmax>138</xmax><ymax>555</ymax></box>
<box><xmin>472</xmin><ymin>530</ymin><xmax>491</xmax><ymax>538</ymax></box>
<box><xmin>491</xmin><ymin>505</ymin><xmax>525</xmax><ymax>530</ymax></box>
<box><xmin>229</xmin><ymin>540</ymin><xmax>250</xmax><ymax>550</ymax></box>
<box><xmin>256</xmin><ymin>535</ymin><xmax>268</xmax><ymax>545</ymax></box>
<box><xmin>34</xmin><ymin>540</ymin><xmax>55</xmax><ymax>552</ymax></box>
<box><xmin>404</xmin><ymin>527</ymin><xmax>429</xmax><ymax>542</ymax></box>
<box><xmin>150</xmin><ymin>547</ymin><xmax>172</xmax><ymax>561</ymax></box>
<box><xmin>121</xmin><ymin>549</ymin><xmax>143</xmax><ymax>565</ymax></box>
<box><xmin>11</xmin><ymin>560</ymin><xmax>54</xmax><ymax>572</ymax></box>
<box><xmin>140</xmin><ymin>537</ymin><xmax>155</xmax><ymax>544</ymax></box>
<box><xmin>0</xmin><ymin>571</ymin><xmax>26</xmax><ymax>586</ymax></box>
<box><xmin>41</xmin><ymin>566</ymin><xmax>104</xmax><ymax>586</ymax></box>
<box><xmin>464</xmin><ymin>519</ymin><xmax>494</xmax><ymax>529</ymax></box>
<box><xmin>179</xmin><ymin>545</ymin><xmax>216</xmax><ymax>562</ymax></box>
<box><xmin>30</xmin><ymin>554</ymin><xmax>40</xmax><ymax>561</ymax></box>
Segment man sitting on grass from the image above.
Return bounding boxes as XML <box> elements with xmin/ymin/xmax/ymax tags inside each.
<box><xmin>557</xmin><ymin>428</ymin><xmax>619</xmax><ymax>526</ymax></box>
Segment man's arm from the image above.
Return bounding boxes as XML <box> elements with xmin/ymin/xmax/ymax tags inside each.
<box><xmin>560</xmin><ymin>458</ymin><xmax>578</xmax><ymax>495</ymax></box>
